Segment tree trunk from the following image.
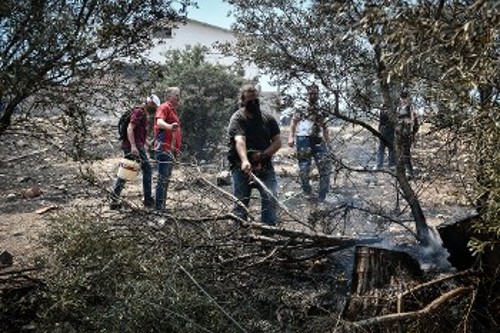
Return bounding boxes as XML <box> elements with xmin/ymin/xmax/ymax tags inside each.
<box><xmin>342</xmin><ymin>246</ymin><xmax>422</xmax><ymax>321</ymax></box>
<box><xmin>438</xmin><ymin>213</ymin><xmax>500</xmax><ymax>273</ymax></box>
<box><xmin>395</xmin><ymin>159</ymin><xmax>431</xmax><ymax>244</ymax></box>
<box><xmin>374</xmin><ymin>43</ymin><xmax>431</xmax><ymax>245</ymax></box>
<box><xmin>0</xmin><ymin>103</ymin><xmax>14</xmax><ymax>135</ymax></box>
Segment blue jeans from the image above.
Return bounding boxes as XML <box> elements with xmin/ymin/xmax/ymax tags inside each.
<box><xmin>231</xmin><ymin>168</ymin><xmax>278</xmax><ymax>225</ymax></box>
<box><xmin>113</xmin><ymin>147</ymin><xmax>153</xmax><ymax>203</ymax></box>
<box><xmin>155</xmin><ymin>151</ymin><xmax>175</xmax><ymax>211</ymax></box>
<box><xmin>401</xmin><ymin>133</ymin><xmax>413</xmax><ymax>175</ymax></box>
<box><xmin>376</xmin><ymin>140</ymin><xmax>396</xmax><ymax>169</ymax></box>
<box><xmin>296</xmin><ymin>136</ymin><xmax>331</xmax><ymax>201</ymax></box>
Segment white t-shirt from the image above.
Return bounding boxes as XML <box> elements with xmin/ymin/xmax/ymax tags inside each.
<box><xmin>293</xmin><ymin>101</ymin><xmax>325</xmax><ymax>137</ymax></box>
<box><xmin>296</xmin><ymin>118</ymin><xmax>318</xmax><ymax>136</ymax></box>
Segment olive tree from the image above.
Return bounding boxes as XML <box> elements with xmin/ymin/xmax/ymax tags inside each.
<box><xmin>225</xmin><ymin>0</ymin><xmax>434</xmax><ymax>244</ymax></box>
<box><xmin>225</xmin><ymin>0</ymin><xmax>498</xmax><ymax>247</ymax></box>
<box><xmin>374</xmin><ymin>0</ymin><xmax>499</xmax><ymax>254</ymax></box>
<box><xmin>157</xmin><ymin>45</ymin><xmax>244</xmax><ymax>161</ymax></box>
<box><xmin>0</xmin><ymin>0</ymin><xmax>195</xmax><ymax>158</ymax></box>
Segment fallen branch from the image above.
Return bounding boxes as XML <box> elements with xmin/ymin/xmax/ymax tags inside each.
<box><xmin>245</xmin><ymin>222</ymin><xmax>381</xmax><ymax>247</ymax></box>
<box><xmin>195</xmin><ymin>173</ymin><xmax>256</xmax><ymax>223</ymax></box>
<box><xmin>350</xmin><ymin>286</ymin><xmax>474</xmax><ymax>328</ymax></box>
<box><xmin>395</xmin><ymin>270</ymin><xmax>477</xmax><ymax>314</ymax></box>
<box><xmin>178</xmin><ymin>263</ymin><xmax>248</xmax><ymax>333</ymax></box>
<box><xmin>399</xmin><ymin>269</ymin><xmax>475</xmax><ymax>301</ymax></box>
<box><xmin>2</xmin><ymin>148</ymin><xmax>49</xmax><ymax>164</ymax></box>
<box><xmin>0</xmin><ymin>267</ymin><xmax>40</xmax><ymax>277</ymax></box>
<box><xmin>174</xmin><ymin>213</ymin><xmax>236</xmax><ymax>223</ymax></box>
<box><xmin>250</xmin><ymin>171</ymin><xmax>310</xmax><ymax>228</ymax></box>
<box><xmin>36</xmin><ymin>205</ymin><xmax>60</xmax><ymax>215</ymax></box>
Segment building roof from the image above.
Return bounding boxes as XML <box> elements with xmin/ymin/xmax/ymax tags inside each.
<box><xmin>184</xmin><ymin>18</ymin><xmax>232</xmax><ymax>33</ymax></box>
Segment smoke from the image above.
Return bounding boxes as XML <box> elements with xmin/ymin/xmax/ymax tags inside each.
<box><xmin>365</xmin><ymin>227</ymin><xmax>454</xmax><ymax>272</ymax></box>
<box><xmin>419</xmin><ymin>226</ymin><xmax>453</xmax><ymax>271</ymax></box>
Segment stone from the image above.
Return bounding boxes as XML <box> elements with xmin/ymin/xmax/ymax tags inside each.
<box><xmin>21</xmin><ymin>186</ymin><xmax>43</xmax><ymax>198</ymax></box>
<box><xmin>0</xmin><ymin>251</ymin><xmax>13</xmax><ymax>267</ymax></box>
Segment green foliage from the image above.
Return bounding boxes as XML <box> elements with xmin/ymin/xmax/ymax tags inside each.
<box><xmin>37</xmin><ymin>209</ymin><xmax>230</xmax><ymax>332</ymax></box>
<box><xmin>0</xmin><ymin>0</ymin><xmax>194</xmax><ymax>160</ymax></box>
<box><xmin>228</xmin><ymin>0</ymin><xmax>499</xmax><ymax>259</ymax></box>
<box><xmin>469</xmin><ymin>105</ymin><xmax>500</xmax><ymax>256</ymax></box>
<box><xmin>33</xmin><ymin>208</ymin><xmax>346</xmax><ymax>332</ymax></box>
<box><xmin>158</xmin><ymin>45</ymin><xmax>244</xmax><ymax>161</ymax></box>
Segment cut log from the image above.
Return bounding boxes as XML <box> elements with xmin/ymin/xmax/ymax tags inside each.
<box><xmin>342</xmin><ymin>246</ymin><xmax>423</xmax><ymax>321</ymax></box>
<box><xmin>438</xmin><ymin>214</ymin><xmax>500</xmax><ymax>328</ymax></box>
<box><xmin>350</xmin><ymin>246</ymin><xmax>422</xmax><ymax>296</ymax></box>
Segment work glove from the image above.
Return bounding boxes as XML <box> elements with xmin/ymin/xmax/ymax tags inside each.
<box><xmin>250</xmin><ymin>151</ymin><xmax>270</xmax><ymax>170</ymax></box>
<box><xmin>251</xmin><ymin>151</ymin><xmax>270</xmax><ymax>163</ymax></box>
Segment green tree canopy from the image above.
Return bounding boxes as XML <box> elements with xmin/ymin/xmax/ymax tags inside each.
<box><xmin>0</xmin><ymin>0</ymin><xmax>193</xmax><ymax>145</ymax></box>
<box><xmin>158</xmin><ymin>45</ymin><xmax>244</xmax><ymax>161</ymax></box>
<box><xmin>227</xmin><ymin>0</ymin><xmax>499</xmax><ymax>247</ymax></box>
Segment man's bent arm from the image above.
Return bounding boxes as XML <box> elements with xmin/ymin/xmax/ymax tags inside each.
<box><xmin>288</xmin><ymin>116</ymin><xmax>298</xmax><ymax>147</ymax></box>
<box><xmin>234</xmin><ymin>135</ymin><xmax>249</xmax><ymax>164</ymax></box>
<box><xmin>265</xmin><ymin>134</ymin><xmax>282</xmax><ymax>157</ymax></box>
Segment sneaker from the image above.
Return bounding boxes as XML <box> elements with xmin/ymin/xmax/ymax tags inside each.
<box><xmin>372</xmin><ymin>165</ymin><xmax>382</xmax><ymax>171</ymax></box>
<box><xmin>301</xmin><ymin>191</ymin><xmax>313</xmax><ymax>202</ymax></box>
<box><xmin>144</xmin><ymin>199</ymin><xmax>154</xmax><ymax>208</ymax></box>
<box><xmin>318</xmin><ymin>194</ymin><xmax>336</xmax><ymax>206</ymax></box>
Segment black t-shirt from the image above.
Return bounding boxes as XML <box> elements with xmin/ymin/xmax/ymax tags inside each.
<box><xmin>378</xmin><ymin>110</ymin><xmax>395</xmax><ymax>140</ymax></box>
<box><xmin>227</xmin><ymin>110</ymin><xmax>280</xmax><ymax>169</ymax></box>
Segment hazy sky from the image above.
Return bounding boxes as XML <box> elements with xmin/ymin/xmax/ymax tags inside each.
<box><xmin>187</xmin><ymin>1</ymin><xmax>235</xmax><ymax>29</ymax></box>
<box><xmin>184</xmin><ymin>1</ymin><xmax>277</xmax><ymax>91</ymax></box>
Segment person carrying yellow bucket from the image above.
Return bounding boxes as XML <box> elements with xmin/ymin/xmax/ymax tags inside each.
<box><xmin>110</xmin><ymin>94</ymin><xmax>161</xmax><ymax>210</ymax></box>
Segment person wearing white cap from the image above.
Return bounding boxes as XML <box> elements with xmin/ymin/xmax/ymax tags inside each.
<box><xmin>146</xmin><ymin>94</ymin><xmax>161</xmax><ymax>108</ymax></box>
<box><xmin>110</xmin><ymin>94</ymin><xmax>161</xmax><ymax>210</ymax></box>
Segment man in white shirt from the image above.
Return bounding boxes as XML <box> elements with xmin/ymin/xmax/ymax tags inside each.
<box><xmin>288</xmin><ymin>84</ymin><xmax>331</xmax><ymax>202</ymax></box>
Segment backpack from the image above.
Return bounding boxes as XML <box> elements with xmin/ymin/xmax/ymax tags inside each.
<box><xmin>117</xmin><ymin>107</ymin><xmax>145</xmax><ymax>140</ymax></box>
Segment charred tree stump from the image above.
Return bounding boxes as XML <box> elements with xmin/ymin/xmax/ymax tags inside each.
<box><xmin>438</xmin><ymin>214</ymin><xmax>500</xmax><ymax>329</ymax></box>
<box><xmin>350</xmin><ymin>246</ymin><xmax>422</xmax><ymax>296</ymax></box>
<box><xmin>437</xmin><ymin>213</ymin><xmax>500</xmax><ymax>273</ymax></box>
<box><xmin>342</xmin><ymin>246</ymin><xmax>422</xmax><ymax>321</ymax></box>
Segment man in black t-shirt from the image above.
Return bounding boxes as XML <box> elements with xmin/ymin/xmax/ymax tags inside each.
<box><xmin>227</xmin><ymin>84</ymin><xmax>282</xmax><ymax>225</ymax></box>
<box><xmin>373</xmin><ymin>109</ymin><xmax>396</xmax><ymax>171</ymax></box>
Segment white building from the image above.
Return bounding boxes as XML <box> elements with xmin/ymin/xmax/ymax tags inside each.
<box><xmin>145</xmin><ymin>19</ymin><xmax>260</xmax><ymax>82</ymax></box>
<box><xmin>144</xmin><ymin>18</ymin><xmax>280</xmax><ymax>117</ymax></box>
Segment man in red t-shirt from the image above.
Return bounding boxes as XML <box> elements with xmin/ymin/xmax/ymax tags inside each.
<box><xmin>154</xmin><ymin>87</ymin><xmax>182</xmax><ymax>212</ymax></box>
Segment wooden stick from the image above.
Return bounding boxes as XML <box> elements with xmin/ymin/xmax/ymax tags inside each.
<box><xmin>3</xmin><ymin>148</ymin><xmax>49</xmax><ymax>164</ymax></box>
<box><xmin>350</xmin><ymin>286</ymin><xmax>474</xmax><ymax>328</ymax></box>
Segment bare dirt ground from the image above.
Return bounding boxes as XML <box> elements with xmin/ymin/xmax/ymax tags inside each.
<box><xmin>0</xmin><ymin>119</ymin><xmax>473</xmax><ymax>273</ymax></box>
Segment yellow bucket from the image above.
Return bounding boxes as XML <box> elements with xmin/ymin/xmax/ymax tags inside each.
<box><xmin>117</xmin><ymin>158</ymin><xmax>140</xmax><ymax>181</ymax></box>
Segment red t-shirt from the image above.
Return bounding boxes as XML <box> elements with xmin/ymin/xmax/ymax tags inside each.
<box><xmin>154</xmin><ymin>102</ymin><xmax>182</xmax><ymax>153</ymax></box>
<box><xmin>122</xmin><ymin>107</ymin><xmax>148</xmax><ymax>149</ymax></box>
